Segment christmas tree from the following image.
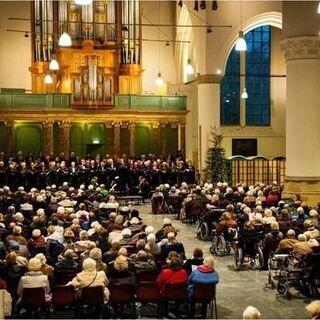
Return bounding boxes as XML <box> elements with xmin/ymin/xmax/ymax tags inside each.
<box><xmin>206</xmin><ymin>127</ymin><xmax>228</xmax><ymax>184</ymax></box>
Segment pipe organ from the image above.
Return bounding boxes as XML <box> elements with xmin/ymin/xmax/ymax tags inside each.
<box><xmin>30</xmin><ymin>0</ymin><xmax>142</xmax><ymax>106</ymax></box>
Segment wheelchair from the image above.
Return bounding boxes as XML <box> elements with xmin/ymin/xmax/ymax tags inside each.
<box><xmin>277</xmin><ymin>252</ymin><xmax>320</xmax><ymax>299</ymax></box>
<box><xmin>267</xmin><ymin>251</ymin><xmax>290</xmax><ymax>289</ymax></box>
<box><xmin>233</xmin><ymin>231</ymin><xmax>264</xmax><ymax>270</ymax></box>
<box><xmin>210</xmin><ymin>226</ymin><xmax>238</xmax><ymax>257</ymax></box>
<box><xmin>196</xmin><ymin>208</ymin><xmax>224</xmax><ymax>241</ymax></box>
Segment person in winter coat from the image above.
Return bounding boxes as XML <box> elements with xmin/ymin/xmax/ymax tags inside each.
<box><xmin>17</xmin><ymin>257</ymin><xmax>51</xmax><ymax>302</ymax></box>
<box><xmin>188</xmin><ymin>256</ymin><xmax>219</xmax><ymax>318</ymax></box>
<box><xmin>68</xmin><ymin>257</ymin><xmax>110</xmax><ymax>302</ymax></box>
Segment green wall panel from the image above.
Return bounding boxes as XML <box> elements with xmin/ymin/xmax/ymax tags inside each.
<box><xmin>53</xmin><ymin>123</ymin><xmax>60</xmax><ymax>156</ymax></box>
<box><xmin>70</xmin><ymin>124</ymin><xmax>84</xmax><ymax>157</ymax></box>
<box><xmin>136</xmin><ymin>125</ymin><xmax>151</xmax><ymax>156</ymax></box>
<box><xmin>14</xmin><ymin>124</ymin><xmax>43</xmax><ymax>156</ymax></box>
<box><xmin>0</xmin><ymin>123</ymin><xmax>6</xmax><ymax>153</ymax></box>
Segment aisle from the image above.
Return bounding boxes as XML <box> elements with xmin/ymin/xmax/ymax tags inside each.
<box><xmin>136</xmin><ymin>203</ymin><xmax>310</xmax><ymax>319</ymax></box>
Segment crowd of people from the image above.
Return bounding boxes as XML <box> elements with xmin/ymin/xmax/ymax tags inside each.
<box><xmin>0</xmin><ymin>151</ymin><xmax>196</xmax><ymax>194</ymax></box>
<box><xmin>0</xmin><ymin>178</ymin><xmax>219</xmax><ymax>318</ymax></box>
<box><xmin>0</xmin><ymin>150</ymin><xmax>319</xmax><ymax>318</ymax></box>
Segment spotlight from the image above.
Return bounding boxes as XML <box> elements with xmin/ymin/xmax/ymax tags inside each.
<box><xmin>200</xmin><ymin>1</ymin><xmax>206</xmax><ymax>10</ymax></box>
<box><xmin>122</xmin><ymin>25</ymin><xmax>129</xmax><ymax>32</ymax></box>
<box><xmin>24</xmin><ymin>32</ymin><xmax>29</xmax><ymax>38</ymax></box>
<box><xmin>207</xmin><ymin>27</ymin><xmax>213</xmax><ymax>34</ymax></box>
<box><xmin>178</xmin><ymin>0</ymin><xmax>183</xmax><ymax>7</ymax></box>
<box><xmin>165</xmin><ymin>42</ymin><xmax>170</xmax><ymax>46</ymax></box>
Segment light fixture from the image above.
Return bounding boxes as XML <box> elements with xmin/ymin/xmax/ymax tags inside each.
<box><xmin>236</xmin><ymin>0</ymin><xmax>247</xmax><ymax>51</ymax></box>
<box><xmin>75</xmin><ymin>0</ymin><xmax>92</xmax><ymax>5</ymax></box>
<box><xmin>185</xmin><ymin>59</ymin><xmax>195</xmax><ymax>75</ymax></box>
<box><xmin>49</xmin><ymin>59</ymin><xmax>59</xmax><ymax>71</ymax></box>
<box><xmin>216</xmin><ymin>69</ymin><xmax>221</xmax><ymax>75</ymax></box>
<box><xmin>58</xmin><ymin>32</ymin><xmax>72</xmax><ymax>47</ymax></box>
<box><xmin>44</xmin><ymin>74</ymin><xmax>53</xmax><ymax>84</ymax></box>
<box><xmin>235</xmin><ymin>31</ymin><xmax>247</xmax><ymax>51</ymax></box>
<box><xmin>155</xmin><ymin>72</ymin><xmax>164</xmax><ymax>87</ymax></box>
<box><xmin>318</xmin><ymin>2</ymin><xmax>320</xmax><ymax>14</ymax></box>
<box><xmin>241</xmin><ymin>88</ymin><xmax>248</xmax><ymax>99</ymax></box>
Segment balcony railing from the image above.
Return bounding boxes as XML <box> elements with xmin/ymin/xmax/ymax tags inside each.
<box><xmin>0</xmin><ymin>90</ymin><xmax>187</xmax><ymax>112</ymax></box>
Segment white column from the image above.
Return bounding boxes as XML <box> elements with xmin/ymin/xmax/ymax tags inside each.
<box><xmin>196</xmin><ymin>75</ymin><xmax>221</xmax><ymax>172</ymax></box>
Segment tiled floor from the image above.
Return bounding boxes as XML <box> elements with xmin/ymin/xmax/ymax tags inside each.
<box><xmin>137</xmin><ymin>203</ymin><xmax>311</xmax><ymax>319</ymax></box>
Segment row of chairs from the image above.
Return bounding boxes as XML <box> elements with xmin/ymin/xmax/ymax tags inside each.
<box><xmin>18</xmin><ymin>281</ymin><xmax>218</xmax><ymax>319</ymax></box>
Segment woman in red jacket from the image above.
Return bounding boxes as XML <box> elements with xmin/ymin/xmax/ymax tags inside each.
<box><xmin>157</xmin><ymin>255</ymin><xmax>188</xmax><ymax>317</ymax></box>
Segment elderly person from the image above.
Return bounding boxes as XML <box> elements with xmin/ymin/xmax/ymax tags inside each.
<box><xmin>107</xmin><ymin>255</ymin><xmax>135</xmax><ymax>285</ymax></box>
<box><xmin>90</xmin><ymin>248</ymin><xmax>107</xmax><ymax>271</ymax></box>
<box><xmin>184</xmin><ymin>248</ymin><xmax>204</xmax><ymax>275</ymax></box>
<box><xmin>145</xmin><ymin>233</ymin><xmax>161</xmax><ymax>255</ymax></box>
<box><xmin>304</xmin><ymin>220</ymin><xmax>320</xmax><ymax>239</ymax></box>
<box><xmin>6</xmin><ymin>226</ymin><xmax>27</xmax><ymax>246</ymax></box>
<box><xmin>243</xmin><ymin>306</ymin><xmax>262</xmax><ymax>319</ymax></box>
<box><xmin>103</xmin><ymin>239</ymin><xmax>121</xmax><ymax>263</ymax></box>
<box><xmin>188</xmin><ymin>256</ymin><xmax>219</xmax><ymax>318</ymax></box>
<box><xmin>55</xmin><ymin>249</ymin><xmax>79</xmax><ymax>273</ymax></box>
<box><xmin>131</xmin><ymin>250</ymin><xmax>157</xmax><ymax>275</ymax></box>
<box><xmin>161</xmin><ymin>232</ymin><xmax>185</xmax><ymax>260</ymax></box>
<box><xmin>17</xmin><ymin>257</ymin><xmax>51</xmax><ymax>302</ymax></box>
<box><xmin>68</xmin><ymin>258</ymin><xmax>110</xmax><ymax>302</ymax></box>
<box><xmin>27</xmin><ymin>229</ymin><xmax>45</xmax><ymax>254</ymax></box>
<box><xmin>306</xmin><ymin>300</ymin><xmax>320</xmax><ymax>319</ymax></box>
<box><xmin>276</xmin><ymin>229</ymin><xmax>298</xmax><ymax>254</ymax></box>
<box><xmin>35</xmin><ymin>253</ymin><xmax>54</xmax><ymax>276</ymax></box>
<box><xmin>292</xmin><ymin>234</ymin><xmax>313</xmax><ymax>259</ymax></box>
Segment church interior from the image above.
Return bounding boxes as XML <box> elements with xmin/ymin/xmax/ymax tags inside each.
<box><xmin>0</xmin><ymin>0</ymin><xmax>320</xmax><ymax>319</ymax></box>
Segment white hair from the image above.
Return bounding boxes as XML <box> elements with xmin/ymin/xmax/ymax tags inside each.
<box><xmin>121</xmin><ymin>228</ymin><xmax>132</xmax><ymax>237</ymax></box>
<box><xmin>147</xmin><ymin>233</ymin><xmax>156</xmax><ymax>244</ymax></box>
<box><xmin>145</xmin><ymin>226</ymin><xmax>155</xmax><ymax>235</ymax></box>
<box><xmin>32</xmin><ymin>229</ymin><xmax>41</xmax><ymax>238</ymax></box>
<box><xmin>243</xmin><ymin>306</ymin><xmax>261</xmax><ymax>320</ymax></box>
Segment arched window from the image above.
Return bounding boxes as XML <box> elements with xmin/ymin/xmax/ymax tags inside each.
<box><xmin>221</xmin><ymin>25</ymin><xmax>271</xmax><ymax>126</ymax></box>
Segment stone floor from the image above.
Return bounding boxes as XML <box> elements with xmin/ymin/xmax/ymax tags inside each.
<box><xmin>137</xmin><ymin>203</ymin><xmax>311</xmax><ymax>319</ymax></box>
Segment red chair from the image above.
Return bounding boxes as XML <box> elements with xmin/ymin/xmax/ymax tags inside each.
<box><xmin>21</xmin><ymin>287</ymin><xmax>47</xmax><ymax>316</ymax></box>
<box><xmin>136</xmin><ymin>281</ymin><xmax>159</xmax><ymax>317</ymax></box>
<box><xmin>191</xmin><ymin>283</ymin><xmax>218</xmax><ymax>319</ymax></box>
<box><xmin>136</xmin><ymin>272</ymin><xmax>159</xmax><ymax>282</ymax></box>
<box><xmin>51</xmin><ymin>285</ymin><xmax>76</xmax><ymax>312</ymax></box>
<box><xmin>109</xmin><ymin>283</ymin><xmax>136</xmax><ymax>317</ymax></box>
<box><xmin>162</xmin><ymin>282</ymin><xmax>188</xmax><ymax>317</ymax></box>
<box><xmin>79</xmin><ymin>286</ymin><xmax>105</xmax><ymax>317</ymax></box>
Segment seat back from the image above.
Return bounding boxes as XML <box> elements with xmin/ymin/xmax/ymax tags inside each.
<box><xmin>163</xmin><ymin>282</ymin><xmax>187</xmax><ymax>301</ymax></box>
<box><xmin>21</xmin><ymin>287</ymin><xmax>46</xmax><ymax>307</ymax></box>
<box><xmin>192</xmin><ymin>283</ymin><xmax>216</xmax><ymax>303</ymax></box>
<box><xmin>80</xmin><ymin>286</ymin><xmax>104</xmax><ymax>305</ymax></box>
<box><xmin>109</xmin><ymin>283</ymin><xmax>135</xmax><ymax>304</ymax></box>
<box><xmin>54</xmin><ymin>271</ymin><xmax>77</xmax><ymax>285</ymax></box>
<box><xmin>137</xmin><ymin>272</ymin><xmax>159</xmax><ymax>282</ymax></box>
<box><xmin>52</xmin><ymin>285</ymin><xmax>76</xmax><ymax>306</ymax></box>
<box><xmin>136</xmin><ymin>281</ymin><xmax>159</xmax><ymax>302</ymax></box>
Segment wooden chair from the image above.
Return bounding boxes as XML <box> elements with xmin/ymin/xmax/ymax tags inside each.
<box><xmin>191</xmin><ymin>283</ymin><xmax>218</xmax><ymax>319</ymax></box>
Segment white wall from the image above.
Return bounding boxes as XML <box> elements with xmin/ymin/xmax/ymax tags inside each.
<box><xmin>0</xmin><ymin>1</ymin><xmax>32</xmax><ymax>90</ymax></box>
<box><xmin>141</xmin><ymin>1</ymin><xmax>177</xmax><ymax>94</ymax></box>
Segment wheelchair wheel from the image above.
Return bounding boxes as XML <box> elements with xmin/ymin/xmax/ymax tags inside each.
<box><xmin>277</xmin><ymin>278</ymin><xmax>287</xmax><ymax>295</ymax></box>
<box><xmin>215</xmin><ymin>235</ymin><xmax>226</xmax><ymax>256</ymax></box>
<box><xmin>256</xmin><ymin>246</ymin><xmax>264</xmax><ymax>269</ymax></box>
<box><xmin>234</xmin><ymin>247</ymin><xmax>243</xmax><ymax>270</ymax></box>
<box><xmin>198</xmin><ymin>222</ymin><xmax>210</xmax><ymax>241</ymax></box>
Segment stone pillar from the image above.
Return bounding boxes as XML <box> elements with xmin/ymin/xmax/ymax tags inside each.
<box><xmin>114</xmin><ymin>122</ymin><xmax>121</xmax><ymax>156</ymax></box>
<box><xmin>59</xmin><ymin>121</ymin><xmax>70</xmax><ymax>158</ymax></box>
<box><xmin>160</xmin><ymin>123</ymin><xmax>167</xmax><ymax>157</ymax></box>
<box><xmin>43</xmin><ymin>121</ymin><xmax>54</xmax><ymax>155</ymax></box>
<box><xmin>129</xmin><ymin>122</ymin><xmax>136</xmax><ymax>157</ymax></box>
<box><xmin>151</xmin><ymin>122</ymin><xmax>160</xmax><ymax>155</ymax></box>
<box><xmin>196</xmin><ymin>74</ymin><xmax>222</xmax><ymax>171</ymax></box>
<box><xmin>179</xmin><ymin>123</ymin><xmax>186</xmax><ymax>156</ymax></box>
<box><xmin>5</xmin><ymin>121</ymin><xmax>13</xmax><ymax>153</ymax></box>
<box><xmin>281</xmin><ymin>2</ymin><xmax>320</xmax><ymax>205</ymax></box>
